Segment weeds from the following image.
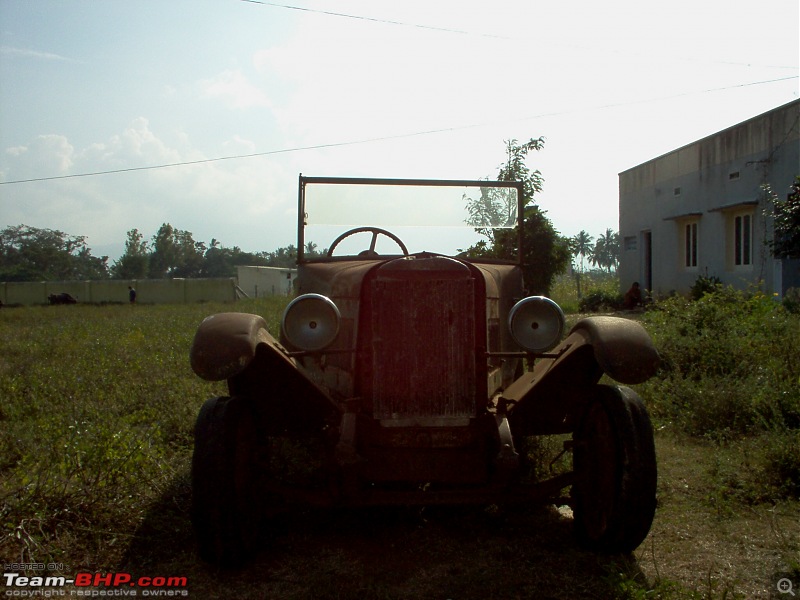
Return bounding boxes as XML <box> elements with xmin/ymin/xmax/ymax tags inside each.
<box><xmin>784</xmin><ymin>287</ymin><xmax>800</xmax><ymax>314</ymax></box>
<box><xmin>0</xmin><ymin>289</ymin><xmax>797</xmax><ymax>598</ymax></box>
<box><xmin>0</xmin><ymin>297</ymin><xmax>289</xmax><ymax>566</ymax></box>
<box><xmin>637</xmin><ymin>285</ymin><xmax>800</xmax><ymax>500</ymax></box>
<box><xmin>549</xmin><ymin>270</ymin><xmax>620</xmax><ymax>313</ymax></box>
<box><xmin>578</xmin><ymin>289</ymin><xmax>623</xmax><ymax>312</ymax></box>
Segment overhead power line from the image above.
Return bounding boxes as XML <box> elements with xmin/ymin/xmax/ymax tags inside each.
<box><xmin>239</xmin><ymin>0</ymin><xmax>508</xmax><ymax>38</ymax></box>
<box><xmin>239</xmin><ymin>0</ymin><xmax>799</xmax><ymax>71</ymax></box>
<box><xmin>1</xmin><ymin>75</ymin><xmax>797</xmax><ymax>186</ymax></box>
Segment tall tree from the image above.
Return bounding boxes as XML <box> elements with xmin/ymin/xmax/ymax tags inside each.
<box><xmin>111</xmin><ymin>228</ymin><xmax>149</xmax><ymax>279</ymax></box>
<box><xmin>591</xmin><ymin>228</ymin><xmax>620</xmax><ymax>273</ymax></box>
<box><xmin>0</xmin><ymin>225</ymin><xmax>108</xmax><ymax>281</ymax></box>
<box><xmin>171</xmin><ymin>229</ymin><xmax>206</xmax><ymax>278</ymax></box>
<box><xmin>148</xmin><ymin>223</ymin><xmax>177</xmax><ymax>279</ymax></box>
<box><xmin>766</xmin><ymin>176</ymin><xmax>800</xmax><ymax>259</ymax></box>
<box><xmin>148</xmin><ymin>223</ymin><xmax>205</xmax><ymax>278</ymax></box>
<box><xmin>571</xmin><ymin>230</ymin><xmax>594</xmax><ymax>271</ymax></box>
<box><xmin>462</xmin><ymin>138</ymin><xmax>570</xmax><ymax>295</ymax></box>
<box><xmin>570</xmin><ymin>230</ymin><xmax>594</xmax><ymax>298</ymax></box>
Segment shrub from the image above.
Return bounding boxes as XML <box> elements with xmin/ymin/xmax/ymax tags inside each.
<box><xmin>637</xmin><ymin>286</ymin><xmax>800</xmax><ymax>498</ymax></box>
<box><xmin>765</xmin><ymin>430</ymin><xmax>800</xmax><ymax>498</ymax></box>
<box><xmin>578</xmin><ymin>289</ymin><xmax>623</xmax><ymax>313</ymax></box>
<box><xmin>784</xmin><ymin>287</ymin><xmax>800</xmax><ymax>314</ymax></box>
<box><xmin>689</xmin><ymin>273</ymin><xmax>722</xmax><ymax>300</ymax></box>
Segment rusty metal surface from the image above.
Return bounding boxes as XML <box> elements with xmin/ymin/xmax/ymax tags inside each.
<box><xmin>570</xmin><ymin>316</ymin><xmax>660</xmax><ymax>384</ymax></box>
<box><xmin>369</xmin><ymin>257</ymin><xmax>477</xmax><ymax>421</ymax></box>
<box><xmin>190</xmin><ymin>312</ymin><xmax>271</xmax><ymax>381</ymax></box>
<box><xmin>504</xmin><ymin>316</ymin><xmax>659</xmax><ymax>436</ymax></box>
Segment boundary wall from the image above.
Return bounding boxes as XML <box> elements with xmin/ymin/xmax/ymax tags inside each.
<box><xmin>0</xmin><ymin>278</ymin><xmax>237</xmax><ymax>306</ymax></box>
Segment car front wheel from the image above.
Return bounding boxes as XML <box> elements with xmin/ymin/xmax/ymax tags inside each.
<box><xmin>572</xmin><ymin>385</ymin><xmax>657</xmax><ymax>553</ymax></box>
<box><xmin>191</xmin><ymin>396</ymin><xmax>264</xmax><ymax>566</ymax></box>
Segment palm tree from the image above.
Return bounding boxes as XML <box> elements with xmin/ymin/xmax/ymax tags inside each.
<box><xmin>591</xmin><ymin>229</ymin><xmax>620</xmax><ymax>273</ymax></box>
<box><xmin>571</xmin><ymin>230</ymin><xmax>594</xmax><ymax>298</ymax></box>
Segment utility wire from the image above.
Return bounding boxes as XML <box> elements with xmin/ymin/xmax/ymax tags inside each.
<box><xmin>239</xmin><ymin>0</ymin><xmax>508</xmax><ymax>38</ymax></box>
<box><xmin>1</xmin><ymin>75</ymin><xmax>797</xmax><ymax>186</ymax></box>
<box><xmin>239</xmin><ymin>0</ymin><xmax>799</xmax><ymax>71</ymax></box>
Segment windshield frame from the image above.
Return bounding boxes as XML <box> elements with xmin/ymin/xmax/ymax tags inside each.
<box><xmin>297</xmin><ymin>175</ymin><xmax>525</xmax><ymax>265</ymax></box>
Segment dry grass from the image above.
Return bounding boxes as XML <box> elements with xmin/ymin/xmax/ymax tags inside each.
<box><xmin>116</xmin><ymin>432</ymin><xmax>799</xmax><ymax>599</ymax></box>
<box><xmin>639</xmin><ymin>433</ymin><xmax>799</xmax><ymax>598</ymax></box>
<box><xmin>2</xmin><ymin>296</ymin><xmax>798</xmax><ymax>599</ymax></box>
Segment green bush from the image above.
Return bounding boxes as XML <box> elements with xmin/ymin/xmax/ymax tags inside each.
<box><xmin>578</xmin><ymin>289</ymin><xmax>623</xmax><ymax>313</ymax></box>
<box><xmin>784</xmin><ymin>287</ymin><xmax>800</xmax><ymax>314</ymax></box>
<box><xmin>689</xmin><ymin>273</ymin><xmax>722</xmax><ymax>300</ymax></box>
<box><xmin>637</xmin><ymin>286</ymin><xmax>800</xmax><ymax>498</ymax></box>
<box><xmin>765</xmin><ymin>430</ymin><xmax>800</xmax><ymax>498</ymax></box>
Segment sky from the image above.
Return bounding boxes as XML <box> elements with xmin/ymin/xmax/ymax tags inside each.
<box><xmin>1</xmin><ymin>0</ymin><xmax>798</xmax><ymax>263</ymax></box>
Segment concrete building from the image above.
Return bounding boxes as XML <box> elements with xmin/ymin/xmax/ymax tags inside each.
<box><xmin>236</xmin><ymin>265</ymin><xmax>296</xmax><ymax>297</ymax></box>
<box><xmin>618</xmin><ymin>100</ymin><xmax>800</xmax><ymax>298</ymax></box>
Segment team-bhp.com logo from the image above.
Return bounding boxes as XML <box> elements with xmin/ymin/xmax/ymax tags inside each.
<box><xmin>3</xmin><ymin>571</ymin><xmax>188</xmax><ymax>597</ymax></box>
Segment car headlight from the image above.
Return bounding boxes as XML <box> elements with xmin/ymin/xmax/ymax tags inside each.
<box><xmin>508</xmin><ymin>296</ymin><xmax>565</xmax><ymax>353</ymax></box>
<box><xmin>281</xmin><ymin>293</ymin><xmax>341</xmax><ymax>351</ymax></box>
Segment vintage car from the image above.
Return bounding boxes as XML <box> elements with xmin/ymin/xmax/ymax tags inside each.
<box><xmin>189</xmin><ymin>176</ymin><xmax>659</xmax><ymax>565</ymax></box>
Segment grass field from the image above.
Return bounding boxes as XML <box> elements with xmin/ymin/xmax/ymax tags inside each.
<box><xmin>1</xmin><ymin>292</ymin><xmax>798</xmax><ymax>599</ymax></box>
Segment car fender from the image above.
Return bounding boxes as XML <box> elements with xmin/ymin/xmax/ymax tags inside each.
<box><xmin>504</xmin><ymin>316</ymin><xmax>659</xmax><ymax>435</ymax></box>
<box><xmin>190</xmin><ymin>312</ymin><xmax>276</xmax><ymax>381</ymax></box>
<box><xmin>569</xmin><ymin>316</ymin><xmax>659</xmax><ymax>385</ymax></box>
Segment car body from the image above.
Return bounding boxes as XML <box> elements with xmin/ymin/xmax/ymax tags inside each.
<box><xmin>189</xmin><ymin>176</ymin><xmax>660</xmax><ymax>565</ymax></box>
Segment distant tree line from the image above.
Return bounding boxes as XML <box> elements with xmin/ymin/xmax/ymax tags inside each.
<box><xmin>569</xmin><ymin>228</ymin><xmax>620</xmax><ymax>273</ymax></box>
<box><xmin>568</xmin><ymin>228</ymin><xmax>621</xmax><ymax>299</ymax></box>
<box><xmin>0</xmin><ymin>224</ymin><xmax>325</xmax><ymax>282</ymax></box>
<box><xmin>1</xmin><ymin>220</ymin><xmax>622</xmax><ymax>288</ymax></box>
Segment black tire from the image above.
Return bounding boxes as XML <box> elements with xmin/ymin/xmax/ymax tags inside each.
<box><xmin>572</xmin><ymin>385</ymin><xmax>657</xmax><ymax>553</ymax></box>
<box><xmin>191</xmin><ymin>396</ymin><xmax>264</xmax><ymax>566</ymax></box>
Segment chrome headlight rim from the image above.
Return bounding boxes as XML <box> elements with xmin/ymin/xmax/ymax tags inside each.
<box><xmin>281</xmin><ymin>293</ymin><xmax>341</xmax><ymax>352</ymax></box>
<box><xmin>508</xmin><ymin>295</ymin><xmax>565</xmax><ymax>353</ymax></box>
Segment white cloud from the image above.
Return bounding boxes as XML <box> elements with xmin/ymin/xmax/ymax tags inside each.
<box><xmin>1</xmin><ymin>0</ymin><xmax>796</xmax><ymax>261</ymax></box>
<box><xmin>1</xmin><ymin>135</ymin><xmax>74</xmax><ymax>180</ymax></box>
<box><xmin>0</xmin><ymin>46</ymin><xmax>73</xmax><ymax>62</ymax></box>
<box><xmin>200</xmin><ymin>69</ymin><xmax>271</xmax><ymax>110</ymax></box>
<box><xmin>0</xmin><ymin>117</ymin><xmax>300</xmax><ymax>259</ymax></box>
<box><xmin>222</xmin><ymin>135</ymin><xmax>257</xmax><ymax>155</ymax></box>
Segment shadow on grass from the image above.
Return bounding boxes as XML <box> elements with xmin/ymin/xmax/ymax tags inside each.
<box><xmin>120</xmin><ymin>472</ymin><xmax>647</xmax><ymax>600</ymax></box>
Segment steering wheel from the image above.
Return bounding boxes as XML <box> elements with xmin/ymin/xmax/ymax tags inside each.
<box><xmin>326</xmin><ymin>227</ymin><xmax>409</xmax><ymax>258</ymax></box>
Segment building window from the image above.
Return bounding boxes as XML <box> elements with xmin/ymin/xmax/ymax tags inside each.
<box><xmin>624</xmin><ymin>236</ymin><xmax>637</xmax><ymax>251</ymax></box>
<box><xmin>734</xmin><ymin>213</ymin><xmax>752</xmax><ymax>266</ymax></box>
<box><xmin>684</xmin><ymin>221</ymin><xmax>698</xmax><ymax>268</ymax></box>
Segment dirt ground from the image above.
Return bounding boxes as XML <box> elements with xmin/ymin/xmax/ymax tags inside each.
<box><xmin>118</xmin><ymin>432</ymin><xmax>799</xmax><ymax>599</ymax></box>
